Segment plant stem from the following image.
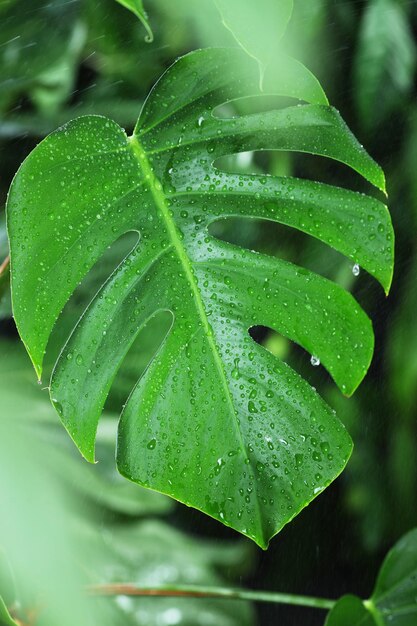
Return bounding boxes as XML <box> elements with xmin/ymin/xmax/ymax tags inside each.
<box><xmin>0</xmin><ymin>254</ymin><xmax>9</xmax><ymax>278</ymax></box>
<box><xmin>88</xmin><ymin>584</ymin><xmax>335</xmax><ymax>611</ymax></box>
<box><xmin>363</xmin><ymin>600</ymin><xmax>384</xmax><ymax>626</ymax></box>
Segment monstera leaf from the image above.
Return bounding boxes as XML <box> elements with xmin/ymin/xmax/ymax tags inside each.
<box><xmin>7</xmin><ymin>48</ymin><xmax>393</xmax><ymax>547</ymax></box>
<box><xmin>325</xmin><ymin>528</ymin><xmax>417</xmax><ymax>625</ymax></box>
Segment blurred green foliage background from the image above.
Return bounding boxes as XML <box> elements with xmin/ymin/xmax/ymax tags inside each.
<box><xmin>0</xmin><ymin>1</ymin><xmax>416</xmax><ymax>624</ymax></box>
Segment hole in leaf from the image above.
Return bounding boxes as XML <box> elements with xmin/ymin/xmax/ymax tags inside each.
<box><xmin>214</xmin><ymin>150</ymin><xmax>375</xmax><ymax>193</ymax></box>
<box><xmin>213</xmin><ymin>95</ymin><xmax>307</xmax><ymax>119</ymax></box>
<box><xmin>45</xmin><ymin>231</ymin><xmax>140</xmax><ymax>374</ymax></box>
<box><xmin>250</xmin><ymin>326</ymin><xmax>332</xmax><ymax>391</ymax></box>
<box><xmin>250</xmin><ymin>325</ymin><xmax>290</xmax><ymax>362</ymax></box>
<box><xmin>104</xmin><ymin>309</ymin><xmax>173</xmax><ymax>414</ymax></box>
<box><xmin>208</xmin><ymin>216</ymin><xmax>352</xmax><ymax>284</ymax></box>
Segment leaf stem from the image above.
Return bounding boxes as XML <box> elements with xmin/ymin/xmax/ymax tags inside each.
<box><xmin>363</xmin><ymin>599</ymin><xmax>385</xmax><ymax>626</ymax></box>
<box><xmin>87</xmin><ymin>584</ymin><xmax>336</xmax><ymax>610</ymax></box>
<box><xmin>0</xmin><ymin>254</ymin><xmax>10</xmax><ymax>278</ymax></box>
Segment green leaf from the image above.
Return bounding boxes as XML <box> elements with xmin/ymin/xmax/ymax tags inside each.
<box><xmin>7</xmin><ymin>48</ymin><xmax>393</xmax><ymax>548</ymax></box>
<box><xmin>215</xmin><ymin>0</ymin><xmax>293</xmax><ymax>72</ymax></box>
<box><xmin>325</xmin><ymin>595</ymin><xmax>377</xmax><ymax>626</ymax></box>
<box><xmin>325</xmin><ymin>528</ymin><xmax>417</xmax><ymax>625</ymax></box>
<box><xmin>0</xmin><ymin>598</ymin><xmax>17</xmax><ymax>626</ymax></box>
<box><xmin>115</xmin><ymin>0</ymin><xmax>153</xmax><ymax>42</ymax></box>
<box><xmin>372</xmin><ymin>528</ymin><xmax>417</xmax><ymax>624</ymax></box>
<box><xmin>354</xmin><ymin>0</ymin><xmax>416</xmax><ymax>130</ymax></box>
<box><xmin>0</xmin><ymin>338</ymin><xmax>252</xmax><ymax>626</ymax></box>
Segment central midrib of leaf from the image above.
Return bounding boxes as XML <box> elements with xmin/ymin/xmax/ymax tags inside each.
<box><xmin>363</xmin><ymin>599</ymin><xmax>384</xmax><ymax>626</ymax></box>
<box><xmin>127</xmin><ymin>134</ymin><xmax>263</xmax><ymax>529</ymax></box>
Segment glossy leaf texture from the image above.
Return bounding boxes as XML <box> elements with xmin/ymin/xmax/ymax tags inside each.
<box><xmin>114</xmin><ymin>0</ymin><xmax>153</xmax><ymax>42</ymax></box>
<box><xmin>7</xmin><ymin>48</ymin><xmax>393</xmax><ymax>548</ymax></box>
<box><xmin>0</xmin><ymin>338</ymin><xmax>174</xmax><ymax>518</ymax></box>
<box><xmin>325</xmin><ymin>528</ymin><xmax>417</xmax><ymax>625</ymax></box>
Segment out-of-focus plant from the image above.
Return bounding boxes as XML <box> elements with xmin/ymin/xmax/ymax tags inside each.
<box><xmin>0</xmin><ymin>339</ymin><xmax>254</xmax><ymax>626</ymax></box>
<box><xmin>353</xmin><ymin>0</ymin><xmax>416</xmax><ymax>132</ymax></box>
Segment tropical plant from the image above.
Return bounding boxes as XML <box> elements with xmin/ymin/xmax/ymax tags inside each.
<box><xmin>6</xmin><ymin>38</ymin><xmax>393</xmax><ymax>551</ymax></box>
<box><xmin>1</xmin><ymin>0</ymin><xmax>415</xmax><ymax>625</ymax></box>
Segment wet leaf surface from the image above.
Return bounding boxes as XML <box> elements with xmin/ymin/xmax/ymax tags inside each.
<box><xmin>7</xmin><ymin>47</ymin><xmax>393</xmax><ymax>547</ymax></box>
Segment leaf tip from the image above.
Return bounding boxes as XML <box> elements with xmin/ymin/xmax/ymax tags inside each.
<box><xmin>24</xmin><ymin>341</ymin><xmax>43</xmax><ymax>382</ymax></box>
<box><xmin>383</xmin><ymin>213</ymin><xmax>395</xmax><ymax>297</ymax></box>
<box><xmin>375</xmin><ymin>167</ymin><xmax>387</xmax><ymax>195</ymax></box>
<box><xmin>73</xmin><ymin>433</ymin><xmax>97</xmax><ymax>464</ymax></box>
<box><xmin>383</xmin><ymin>269</ymin><xmax>394</xmax><ymax>297</ymax></box>
<box><xmin>142</xmin><ymin>20</ymin><xmax>154</xmax><ymax>43</ymax></box>
<box><xmin>74</xmin><ymin>438</ymin><xmax>97</xmax><ymax>465</ymax></box>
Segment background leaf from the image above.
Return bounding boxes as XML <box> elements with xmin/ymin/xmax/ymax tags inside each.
<box><xmin>325</xmin><ymin>595</ymin><xmax>376</xmax><ymax>626</ymax></box>
<box><xmin>353</xmin><ymin>0</ymin><xmax>416</xmax><ymax>131</ymax></box>
<box><xmin>214</xmin><ymin>0</ymin><xmax>293</xmax><ymax>76</ymax></box>
<box><xmin>0</xmin><ymin>338</ymin><xmax>254</xmax><ymax>626</ymax></box>
<box><xmin>114</xmin><ymin>0</ymin><xmax>153</xmax><ymax>41</ymax></box>
<box><xmin>372</xmin><ymin>528</ymin><xmax>417</xmax><ymax>624</ymax></box>
<box><xmin>325</xmin><ymin>528</ymin><xmax>417</xmax><ymax>625</ymax></box>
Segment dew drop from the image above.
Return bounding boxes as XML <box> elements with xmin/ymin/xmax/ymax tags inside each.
<box><xmin>231</xmin><ymin>357</ymin><xmax>241</xmax><ymax>380</ymax></box>
<box><xmin>52</xmin><ymin>399</ymin><xmax>63</xmax><ymax>416</ymax></box>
